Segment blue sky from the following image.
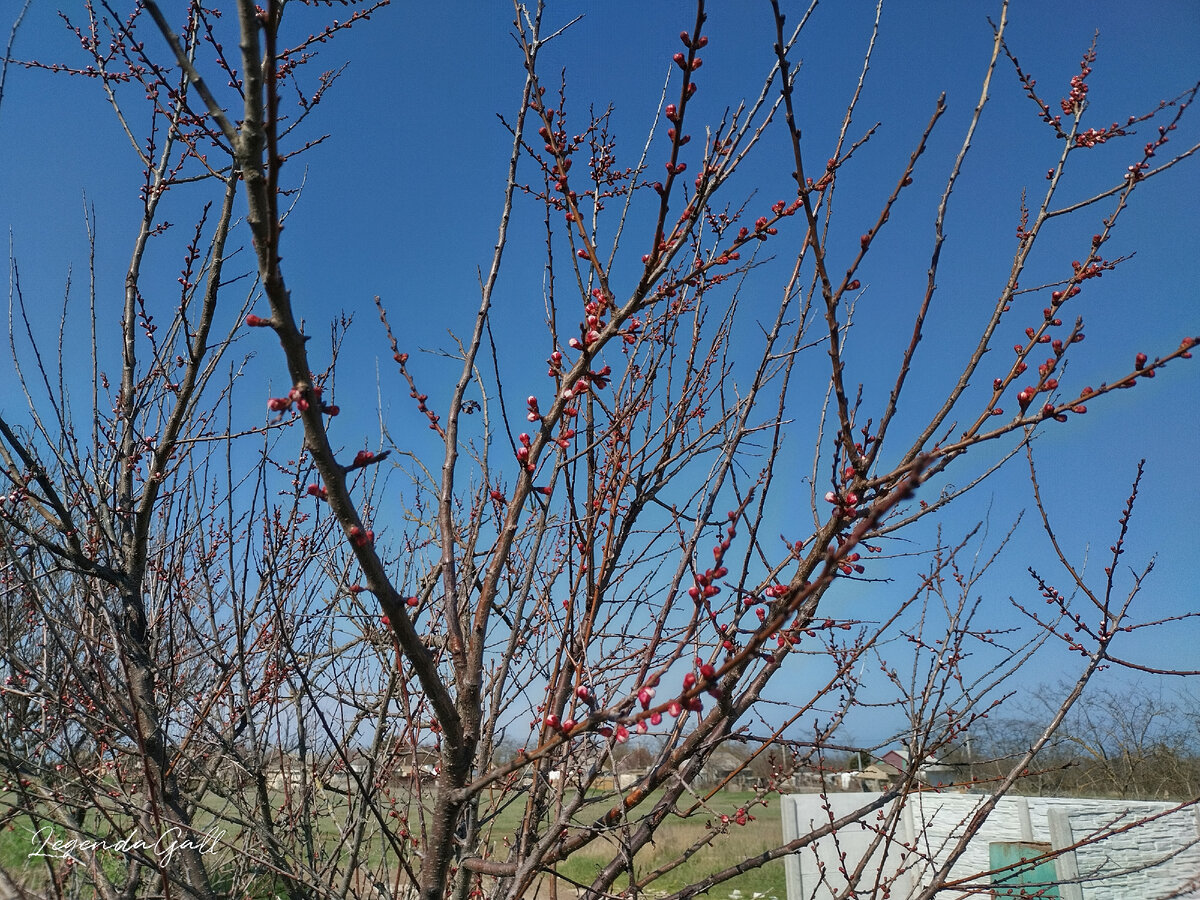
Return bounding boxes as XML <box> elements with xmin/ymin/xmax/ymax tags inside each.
<box><xmin>1</xmin><ymin>1</ymin><xmax>1197</xmax><ymax>741</ymax></box>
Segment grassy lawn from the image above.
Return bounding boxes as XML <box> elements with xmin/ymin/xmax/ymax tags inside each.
<box><xmin>1</xmin><ymin>787</ymin><xmax>788</xmax><ymax>899</ymax></box>
<box><xmin>481</xmin><ymin>788</ymin><xmax>786</xmax><ymax>898</ymax></box>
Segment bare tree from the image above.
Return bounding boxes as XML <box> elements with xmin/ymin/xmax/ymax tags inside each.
<box><xmin>977</xmin><ymin>681</ymin><xmax>1200</xmax><ymax>800</ymax></box>
<box><xmin>1</xmin><ymin>2</ymin><xmax>1197</xmax><ymax>899</ymax></box>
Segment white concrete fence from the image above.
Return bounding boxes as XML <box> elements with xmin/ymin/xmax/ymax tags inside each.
<box><xmin>782</xmin><ymin>792</ymin><xmax>1200</xmax><ymax>899</ymax></box>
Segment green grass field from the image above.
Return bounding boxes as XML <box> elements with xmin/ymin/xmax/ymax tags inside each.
<box><xmin>479</xmin><ymin>788</ymin><xmax>786</xmax><ymax>897</ymax></box>
<box><xmin>1</xmin><ymin>787</ymin><xmax>787</xmax><ymax>899</ymax></box>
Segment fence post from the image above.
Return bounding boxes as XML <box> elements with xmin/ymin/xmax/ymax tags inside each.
<box><xmin>1047</xmin><ymin>806</ymin><xmax>1085</xmax><ymax>900</ymax></box>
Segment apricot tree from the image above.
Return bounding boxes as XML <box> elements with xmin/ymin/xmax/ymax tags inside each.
<box><xmin>0</xmin><ymin>2</ymin><xmax>1197</xmax><ymax>899</ymax></box>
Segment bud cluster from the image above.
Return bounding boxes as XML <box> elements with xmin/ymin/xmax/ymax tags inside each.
<box><xmin>1074</xmin><ymin>124</ymin><xmax>1125</xmax><ymax>148</ymax></box>
<box><xmin>1059</xmin><ymin>48</ymin><xmax>1095</xmax><ymax>116</ymax></box>
<box><xmin>687</xmin><ymin>512</ymin><xmax>738</xmax><ymax>624</ymax></box>
<box><xmin>347</xmin><ymin>524</ymin><xmax>374</xmax><ymax>548</ymax></box>
<box><xmin>266</xmin><ymin>382</ymin><xmax>337</xmax><ymax>417</ymax></box>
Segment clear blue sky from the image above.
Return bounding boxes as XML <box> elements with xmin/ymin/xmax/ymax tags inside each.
<box><xmin>2</xmin><ymin>1</ymin><xmax>1197</xmax><ymax>742</ymax></box>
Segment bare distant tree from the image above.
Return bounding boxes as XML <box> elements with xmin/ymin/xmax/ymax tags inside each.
<box><xmin>977</xmin><ymin>682</ymin><xmax>1200</xmax><ymax>800</ymax></box>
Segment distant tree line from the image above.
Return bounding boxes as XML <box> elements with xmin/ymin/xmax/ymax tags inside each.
<box><xmin>969</xmin><ymin>683</ymin><xmax>1200</xmax><ymax>801</ymax></box>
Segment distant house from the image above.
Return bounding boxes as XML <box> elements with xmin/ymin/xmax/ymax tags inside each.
<box><xmin>546</xmin><ymin>742</ymin><xmax>608</xmax><ymax>789</ymax></box>
<box><xmin>613</xmin><ymin>755</ymin><xmax>649</xmax><ymax>790</ymax></box>
<box><xmin>857</xmin><ymin>762</ymin><xmax>901</xmax><ymax>792</ymax></box>
<box><xmin>259</xmin><ymin>744</ymin><xmax>441</xmax><ymax>795</ymax></box>
<box><xmin>320</xmin><ymin>749</ymin><xmax>372</xmax><ymax>790</ymax></box>
<box><xmin>544</xmin><ymin>745</ymin><xmax>655</xmax><ymax>791</ymax></box>
<box><xmin>881</xmin><ymin>748</ymin><xmax>967</xmax><ymax>788</ymax></box>
<box><xmin>385</xmin><ymin>745</ymin><xmax>439</xmax><ymax>783</ymax></box>
<box><xmin>698</xmin><ymin>748</ymin><xmax>755</xmax><ymax>790</ymax></box>
<box><xmin>783</xmin><ymin>768</ymin><xmax>828</xmax><ymax>792</ymax></box>
<box><xmin>881</xmin><ymin>749</ymin><xmax>908</xmax><ymax>771</ymax></box>
<box><xmin>263</xmin><ymin>749</ymin><xmax>307</xmax><ymax>791</ymax></box>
